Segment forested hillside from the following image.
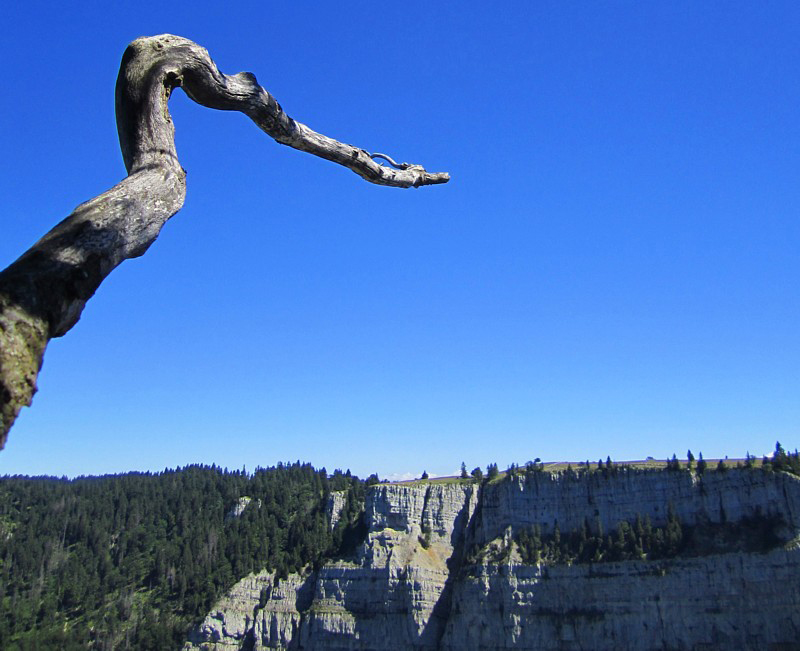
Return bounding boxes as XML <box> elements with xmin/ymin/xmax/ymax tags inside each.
<box><xmin>3</xmin><ymin>445</ymin><xmax>798</xmax><ymax>650</ymax></box>
<box><xmin>0</xmin><ymin>463</ymin><xmax>368</xmax><ymax>650</ymax></box>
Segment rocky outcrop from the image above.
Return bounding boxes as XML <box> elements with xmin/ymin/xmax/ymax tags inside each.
<box><xmin>326</xmin><ymin>491</ymin><xmax>348</xmax><ymax>531</ymax></box>
<box><xmin>187</xmin><ymin>571</ymin><xmax>274</xmax><ymax>649</ymax></box>
<box><xmin>226</xmin><ymin>496</ymin><xmax>255</xmax><ymax>521</ymax></box>
<box><xmin>186</xmin><ymin>469</ymin><xmax>800</xmax><ymax>650</ymax></box>
<box><xmin>284</xmin><ymin>483</ymin><xmax>479</xmax><ymax>650</ymax></box>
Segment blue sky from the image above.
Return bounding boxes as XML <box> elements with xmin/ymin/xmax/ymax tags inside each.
<box><xmin>1</xmin><ymin>2</ymin><xmax>798</xmax><ymax>479</ymax></box>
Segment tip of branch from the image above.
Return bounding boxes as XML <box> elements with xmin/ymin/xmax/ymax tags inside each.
<box><xmin>417</xmin><ymin>172</ymin><xmax>450</xmax><ymax>187</ymax></box>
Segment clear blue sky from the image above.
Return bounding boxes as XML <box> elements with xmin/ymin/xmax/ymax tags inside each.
<box><xmin>1</xmin><ymin>2</ymin><xmax>798</xmax><ymax>479</ymax></box>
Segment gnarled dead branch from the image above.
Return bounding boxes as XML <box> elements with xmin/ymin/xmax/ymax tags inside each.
<box><xmin>0</xmin><ymin>34</ymin><xmax>449</xmax><ymax>447</ymax></box>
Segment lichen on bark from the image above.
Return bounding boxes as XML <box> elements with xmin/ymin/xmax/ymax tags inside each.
<box><xmin>0</xmin><ymin>34</ymin><xmax>449</xmax><ymax>448</ymax></box>
<box><xmin>0</xmin><ymin>299</ymin><xmax>48</xmax><ymax>440</ymax></box>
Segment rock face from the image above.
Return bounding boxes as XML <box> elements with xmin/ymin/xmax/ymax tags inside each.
<box><xmin>187</xmin><ymin>572</ymin><xmax>274</xmax><ymax>649</ymax></box>
<box><xmin>226</xmin><ymin>496</ymin><xmax>255</xmax><ymax>521</ymax></box>
<box><xmin>186</xmin><ymin>469</ymin><xmax>800</xmax><ymax>650</ymax></box>
<box><xmin>444</xmin><ymin>549</ymin><xmax>800</xmax><ymax>650</ymax></box>
<box><xmin>326</xmin><ymin>491</ymin><xmax>347</xmax><ymax>531</ymax></box>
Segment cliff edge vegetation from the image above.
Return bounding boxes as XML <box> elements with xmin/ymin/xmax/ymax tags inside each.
<box><xmin>2</xmin><ymin>444</ymin><xmax>799</xmax><ymax>650</ymax></box>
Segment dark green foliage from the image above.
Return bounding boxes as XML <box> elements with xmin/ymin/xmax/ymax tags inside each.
<box><xmin>762</xmin><ymin>442</ymin><xmax>800</xmax><ymax>476</ymax></box>
<box><xmin>328</xmin><ymin>479</ymin><xmax>368</xmax><ymax>560</ymax></box>
<box><xmin>418</xmin><ymin>521</ymin><xmax>432</xmax><ymax>549</ymax></box>
<box><xmin>486</xmin><ymin>463</ymin><xmax>499</xmax><ymax>481</ymax></box>
<box><xmin>601</xmin><ymin>456</ymin><xmax>617</xmax><ymax>478</ymax></box>
<box><xmin>460</xmin><ymin>462</ymin><xmax>468</xmax><ymax>479</ymax></box>
<box><xmin>696</xmin><ymin>452</ymin><xmax>706</xmax><ymax>474</ymax></box>
<box><xmin>667</xmin><ymin>454</ymin><xmax>681</xmax><ymax>471</ymax></box>
<box><xmin>421</xmin><ymin>470</ymin><xmax>429</xmax><ymax>480</ymax></box>
<box><xmin>0</xmin><ymin>463</ymin><xmax>366</xmax><ymax>650</ymax></box>
<box><xmin>471</xmin><ymin>467</ymin><xmax>483</xmax><ymax>481</ymax></box>
<box><xmin>524</xmin><ymin>460</ymin><xmax>543</xmax><ymax>477</ymax></box>
<box><xmin>514</xmin><ymin>508</ymin><xmax>786</xmax><ymax>567</ymax></box>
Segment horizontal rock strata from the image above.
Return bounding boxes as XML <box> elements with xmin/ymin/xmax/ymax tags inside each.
<box><xmin>186</xmin><ymin>469</ymin><xmax>800</xmax><ymax>650</ymax></box>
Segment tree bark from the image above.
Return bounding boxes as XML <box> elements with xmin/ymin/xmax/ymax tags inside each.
<box><xmin>0</xmin><ymin>34</ymin><xmax>449</xmax><ymax>447</ymax></box>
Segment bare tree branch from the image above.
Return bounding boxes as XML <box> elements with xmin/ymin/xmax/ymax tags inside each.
<box><xmin>0</xmin><ymin>34</ymin><xmax>449</xmax><ymax>447</ymax></box>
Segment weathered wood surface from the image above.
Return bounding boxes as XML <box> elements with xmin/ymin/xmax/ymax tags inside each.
<box><xmin>0</xmin><ymin>34</ymin><xmax>449</xmax><ymax>447</ymax></box>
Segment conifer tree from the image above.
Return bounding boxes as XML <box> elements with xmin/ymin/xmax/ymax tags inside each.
<box><xmin>696</xmin><ymin>452</ymin><xmax>706</xmax><ymax>474</ymax></box>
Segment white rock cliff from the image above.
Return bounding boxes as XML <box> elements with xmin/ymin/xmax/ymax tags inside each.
<box><xmin>186</xmin><ymin>469</ymin><xmax>800</xmax><ymax>650</ymax></box>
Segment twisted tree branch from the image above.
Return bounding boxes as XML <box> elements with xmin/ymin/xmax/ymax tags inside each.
<box><xmin>0</xmin><ymin>34</ymin><xmax>449</xmax><ymax>447</ymax></box>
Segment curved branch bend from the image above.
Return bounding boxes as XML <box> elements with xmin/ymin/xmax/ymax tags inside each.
<box><xmin>0</xmin><ymin>34</ymin><xmax>450</xmax><ymax>447</ymax></box>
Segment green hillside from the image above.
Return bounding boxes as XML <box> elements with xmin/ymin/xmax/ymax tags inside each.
<box><xmin>0</xmin><ymin>463</ymin><xmax>366</xmax><ymax>650</ymax></box>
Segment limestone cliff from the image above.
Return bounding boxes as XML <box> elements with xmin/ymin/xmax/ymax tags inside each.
<box><xmin>186</xmin><ymin>468</ymin><xmax>800</xmax><ymax>650</ymax></box>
